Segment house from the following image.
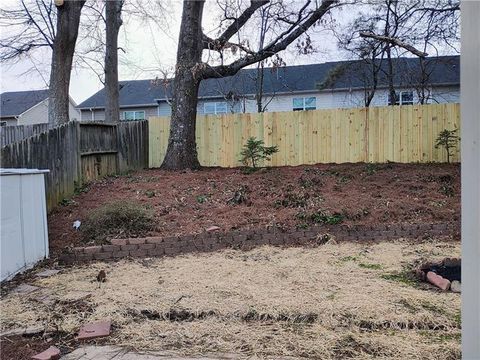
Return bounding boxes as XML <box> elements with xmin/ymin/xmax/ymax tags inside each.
<box><xmin>77</xmin><ymin>55</ymin><xmax>459</xmax><ymax>121</ymax></box>
<box><xmin>0</xmin><ymin>90</ymin><xmax>80</xmax><ymax>126</ymax></box>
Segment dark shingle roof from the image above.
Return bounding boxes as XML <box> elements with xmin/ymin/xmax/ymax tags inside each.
<box><xmin>77</xmin><ymin>55</ymin><xmax>459</xmax><ymax>109</ymax></box>
<box><xmin>0</xmin><ymin>90</ymin><xmax>49</xmax><ymax>118</ymax></box>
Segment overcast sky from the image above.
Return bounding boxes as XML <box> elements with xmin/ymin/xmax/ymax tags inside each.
<box><xmin>0</xmin><ymin>0</ymin><xmax>352</xmax><ymax>104</ymax></box>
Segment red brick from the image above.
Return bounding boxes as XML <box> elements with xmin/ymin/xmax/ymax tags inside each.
<box><xmin>112</xmin><ymin>251</ymin><xmax>130</xmax><ymax>259</ymax></box>
<box><xmin>121</xmin><ymin>244</ymin><xmax>138</xmax><ymax>251</ymax></box>
<box><xmin>164</xmin><ymin>247</ymin><xmax>179</xmax><ymax>255</ymax></box>
<box><xmin>72</xmin><ymin>247</ymin><xmax>85</xmax><ymax>254</ymax></box>
<box><xmin>426</xmin><ymin>271</ymin><xmax>451</xmax><ymax>291</ymax></box>
<box><xmin>128</xmin><ymin>238</ymin><xmax>146</xmax><ymax>245</ymax></box>
<box><xmin>145</xmin><ymin>237</ymin><xmax>164</xmax><ymax>244</ymax></box>
<box><xmin>77</xmin><ymin>320</ymin><xmax>111</xmax><ymax>340</ymax></box>
<box><xmin>110</xmin><ymin>239</ymin><xmax>128</xmax><ymax>246</ymax></box>
<box><xmin>129</xmin><ymin>249</ymin><xmax>148</xmax><ymax>257</ymax></box>
<box><xmin>31</xmin><ymin>346</ymin><xmax>60</xmax><ymax>360</ymax></box>
<box><xmin>147</xmin><ymin>248</ymin><xmax>165</xmax><ymax>257</ymax></box>
<box><xmin>140</xmin><ymin>243</ymin><xmax>155</xmax><ymax>250</ymax></box>
<box><xmin>84</xmin><ymin>246</ymin><xmax>102</xmax><ymax>254</ymax></box>
<box><xmin>94</xmin><ymin>252</ymin><xmax>112</xmax><ymax>260</ymax></box>
<box><xmin>102</xmin><ymin>245</ymin><xmax>120</xmax><ymax>252</ymax></box>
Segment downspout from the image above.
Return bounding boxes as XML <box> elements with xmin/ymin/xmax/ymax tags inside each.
<box><xmin>90</xmin><ymin>108</ymin><xmax>94</xmax><ymax>121</ymax></box>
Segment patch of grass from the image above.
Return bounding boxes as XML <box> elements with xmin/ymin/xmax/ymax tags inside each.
<box><xmin>81</xmin><ymin>200</ymin><xmax>155</xmax><ymax>244</ymax></box>
<box><xmin>339</xmin><ymin>255</ymin><xmax>359</xmax><ymax>263</ymax></box>
<box><xmin>420</xmin><ymin>301</ymin><xmax>448</xmax><ymax>315</ymax></box>
<box><xmin>359</xmin><ymin>263</ymin><xmax>383</xmax><ymax>270</ymax></box>
<box><xmin>380</xmin><ymin>269</ymin><xmax>419</xmax><ymax>288</ymax></box>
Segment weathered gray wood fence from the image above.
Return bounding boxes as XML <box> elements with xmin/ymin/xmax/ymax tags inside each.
<box><xmin>0</xmin><ymin>121</ymin><xmax>148</xmax><ymax>210</ymax></box>
<box><xmin>0</xmin><ymin>123</ymin><xmax>51</xmax><ymax>147</ymax></box>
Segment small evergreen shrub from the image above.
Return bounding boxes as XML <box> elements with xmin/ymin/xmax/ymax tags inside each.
<box><xmin>240</xmin><ymin>137</ymin><xmax>278</xmax><ymax>170</ymax></box>
<box><xmin>435</xmin><ymin>128</ymin><xmax>459</xmax><ymax>163</ymax></box>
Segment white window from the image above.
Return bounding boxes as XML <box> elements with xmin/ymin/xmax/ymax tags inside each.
<box><xmin>293</xmin><ymin>97</ymin><xmax>316</xmax><ymax>111</ymax></box>
<box><xmin>123</xmin><ymin>110</ymin><xmax>145</xmax><ymax>121</ymax></box>
<box><xmin>204</xmin><ymin>102</ymin><xmax>228</xmax><ymax>115</ymax></box>
<box><xmin>388</xmin><ymin>91</ymin><xmax>414</xmax><ymax>105</ymax></box>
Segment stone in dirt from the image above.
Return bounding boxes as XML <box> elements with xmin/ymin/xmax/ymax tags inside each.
<box><xmin>77</xmin><ymin>320</ymin><xmax>111</xmax><ymax>340</ymax></box>
<box><xmin>12</xmin><ymin>284</ymin><xmax>40</xmax><ymax>294</ymax></box>
<box><xmin>426</xmin><ymin>271</ymin><xmax>451</xmax><ymax>291</ymax></box>
<box><xmin>206</xmin><ymin>226</ymin><xmax>220</xmax><ymax>232</ymax></box>
<box><xmin>451</xmin><ymin>280</ymin><xmax>461</xmax><ymax>293</ymax></box>
<box><xmin>31</xmin><ymin>346</ymin><xmax>60</xmax><ymax>360</ymax></box>
<box><xmin>36</xmin><ymin>269</ymin><xmax>61</xmax><ymax>278</ymax></box>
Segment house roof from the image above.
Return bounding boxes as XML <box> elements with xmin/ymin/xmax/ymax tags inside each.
<box><xmin>0</xmin><ymin>89</ymin><xmax>50</xmax><ymax>118</ymax></box>
<box><xmin>77</xmin><ymin>55</ymin><xmax>459</xmax><ymax>110</ymax></box>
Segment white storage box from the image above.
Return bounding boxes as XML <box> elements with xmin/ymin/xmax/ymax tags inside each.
<box><xmin>1</xmin><ymin>168</ymin><xmax>49</xmax><ymax>281</ymax></box>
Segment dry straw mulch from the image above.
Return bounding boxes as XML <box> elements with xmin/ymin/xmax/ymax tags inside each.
<box><xmin>1</xmin><ymin>239</ymin><xmax>461</xmax><ymax>359</ymax></box>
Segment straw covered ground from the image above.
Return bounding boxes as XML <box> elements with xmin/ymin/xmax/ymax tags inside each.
<box><xmin>1</xmin><ymin>239</ymin><xmax>460</xmax><ymax>359</ymax></box>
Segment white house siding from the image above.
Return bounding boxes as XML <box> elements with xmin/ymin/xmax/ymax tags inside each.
<box><xmin>14</xmin><ymin>98</ymin><xmax>80</xmax><ymax>125</ymax></box>
<box><xmin>80</xmin><ymin>106</ymin><xmax>157</xmax><ymax>121</ymax></box>
<box><xmin>16</xmin><ymin>98</ymin><xmax>48</xmax><ymax>125</ymax></box>
<box><xmin>0</xmin><ymin>117</ymin><xmax>18</xmax><ymax>126</ymax></box>
<box><xmin>78</xmin><ymin>85</ymin><xmax>459</xmax><ymax>120</ymax></box>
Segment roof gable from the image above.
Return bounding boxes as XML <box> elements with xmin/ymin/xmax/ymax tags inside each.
<box><xmin>0</xmin><ymin>90</ymin><xmax>50</xmax><ymax>118</ymax></box>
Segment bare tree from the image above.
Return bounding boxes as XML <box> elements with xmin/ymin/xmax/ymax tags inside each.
<box><xmin>104</xmin><ymin>0</ymin><xmax>123</xmax><ymax>123</ymax></box>
<box><xmin>48</xmin><ymin>0</ymin><xmax>85</xmax><ymax>124</ymax></box>
<box><xmin>0</xmin><ymin>0</ymin><xmax>85</xmax><ymax>125</ymax></box>
<box><xmin>161</xmin><ymin>0</ymin><xmax>339</xmax><ymax>170</ymax></box>
<box><xmin>330</xmin><ymin>0</ymin><xmax>459</xmax><ymax>106</ymax></box>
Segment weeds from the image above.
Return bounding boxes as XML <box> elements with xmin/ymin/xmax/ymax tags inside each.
<box><xmin>359</xmin><ymin>263</ymin><xmax>383</xmax><ymax>270</ymax></box>
<box><xmin>380</xmin><ymin>268</ymin><xmax>419</xmax><ymax>288</ymax></box>
<box><xmin>145</xmin><ymin>190</ymin><xmax>156</xmax><ymax>198</ymax></box>
<box><xmin>196</xmin><ymin>194</ymin><xmax>208</xmax><ymax>204</ymax></box>
<box><xmin>81</xmin><ymin>200</ymin><xmax>155</xmax><ymax>244</ymax></box>
<box><xmin>296</xmin><ymin>210</ymin><xmax>345</xmax><ymax>225</ymax></box>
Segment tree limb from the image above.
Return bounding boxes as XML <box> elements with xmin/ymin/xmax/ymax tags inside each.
<box><xmin>359</xmin><ymin>31</ymin><xmax>428</xmax><ymax>57</ymax></box>
<box><xmin>203</xmin><ymin>0</ymin><xmax>337</xmax><ymax>79</ymax></box>
<box><xmin>202</xmin><ymin>0</ymin><xmax>269</xmax><ymax>50</ymax></box>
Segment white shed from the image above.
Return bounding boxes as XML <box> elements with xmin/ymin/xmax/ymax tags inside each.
<box><xmin>1</xmin><ymin>169</ymin><xmax>49</xmax><ymax>281</ymax></box>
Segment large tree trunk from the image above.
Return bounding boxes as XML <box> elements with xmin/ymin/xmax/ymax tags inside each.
<box><xmin>48</xmin><ymin>0</ymin><xmax>85</xmax><ymax>125</ymax></box>
<box><xmin>161</xmin><ymin>0</ymin><xmax>204</xmax><ymax>170</ymax></box>
<box><xmin>105</xmin><ymin>0</ymin><xmax>123</xmax><ymax>123</ymax></box>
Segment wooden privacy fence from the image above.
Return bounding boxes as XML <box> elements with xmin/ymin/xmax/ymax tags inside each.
<box><xmin>0</xmin><ymin>123</ymin><xmax>51</xmax><ymax>147</ymax></box>
<box><xmin>149</xmin><ymin>103</ymin><xmax>460</xmax><ymax>168</ymax></box>
<box><xmin>1</xmin><ymin>120</ymin><xmax>148</xmax><ymax>210</ymax></box>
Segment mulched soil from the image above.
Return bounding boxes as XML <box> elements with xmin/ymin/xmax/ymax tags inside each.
<box><xmin>0</xmin><ymin>335</ymin><xmax>51</xmax><ymax>360</ymax></box>
<box><xmin>47</xmin><ymin>163</ymin><xmax>460</xmax><ymax>253</ymax></box>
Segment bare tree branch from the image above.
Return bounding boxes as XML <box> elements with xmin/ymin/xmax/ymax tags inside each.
<box><xmin>359</xmin><ymin>31</ymin><xmax>428</xmax><ymax>57</ymax></box>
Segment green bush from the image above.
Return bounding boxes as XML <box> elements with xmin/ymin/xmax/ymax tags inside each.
<box><xmin>81</xmin><ymin>200</ymin><xmax>155</xmax><ymax>244</ymax></box>
<box><xmin>240</xmin><ymin>137</ymin><xmax>278</xmax><ymax>169</ymax></box>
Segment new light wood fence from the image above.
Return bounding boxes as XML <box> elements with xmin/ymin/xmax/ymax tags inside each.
<box><xmin>1</xmin><ymin>120</ymin><xmax>148</xmax><ymax>210</ymax></box>
<box><xmin>149</xmin><ymin>103</ymin><xmax>460</xmax><ymax>168</ymax></box>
